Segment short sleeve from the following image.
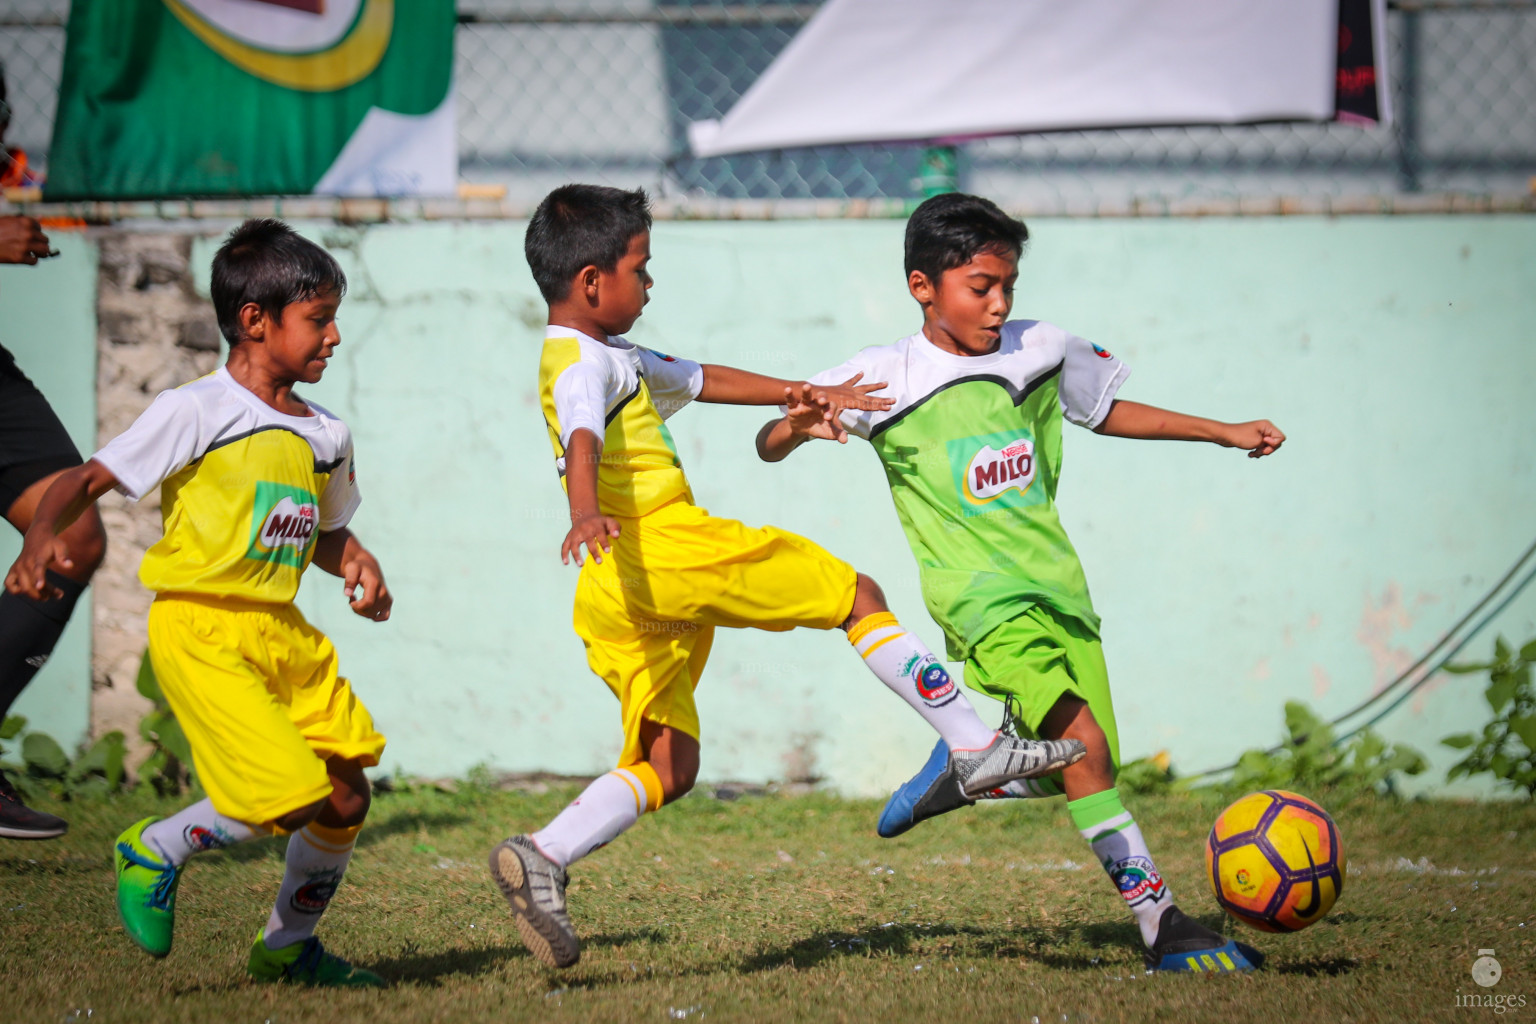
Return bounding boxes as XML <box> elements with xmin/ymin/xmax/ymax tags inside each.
<box><xmin>551</xmin><ymin>357</ymin><xmax>611</xmax><ymax>448</ymax></box>
<box><xmin>1059</xmin><ymin>330</ymin><xmax>1130</xmax><ymax>428</ymax></box>
<box><xmin>803</xmin><ymin>353</ymin><xmax>880</xmax><ymax>440</ymax></box>
<box><xmin>636</xmin><ymin>347</ymin><xmax>703</xmax><ymax>421</ymax></box>
<box><xmin>90</xmin><ymin>389</ymin><xmax>204</xmax><ymax>501</ymax></box>
<box><xmin>318</xmin><ymin>444</ymin><xmax>361</xmax><ymax>531</ymax></box>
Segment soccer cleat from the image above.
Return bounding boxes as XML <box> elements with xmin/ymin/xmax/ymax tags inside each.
<box><xmin>1143</xmin><ymin>905</ymin><xmax>1263</xmax><ymax>973</ymax></box>
<box><xmin>0</xmin><ymin>771</ymin><xmax>67</xmax><ymax>840</ymax></box>
<box><xmin>951</xmin><ymin>732</ymin><xmax>1086</xmax><ymax>798</ymax></box>
<box><xmin>247</xmin><ymin>933</ymin><xmax>384</xmax><ymax>987</ymax></box>
<box><xmin>878</xmin><ymin>735</ymin><xmax>1086</xmax><ymax>838</ymax></box>
<box><xmin>114</xmin><ymin>817</ymin><xmax>183</xmax><ymax>957</ymax></box>
<box><xmin>878</xmin><ymin>739</ymin><xmax>972</xmax><ymax>838</ymax></box>
<box><xmin>488</xmin><ymin>834</ymin><xmax>580</xmax><ymax>968</ymax></box>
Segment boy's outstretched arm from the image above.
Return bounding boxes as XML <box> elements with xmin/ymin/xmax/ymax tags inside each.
<box><xmin>697</xmin><ymin>364</ymin><xmax>891</xmax><ymax>414</ymax></box>
<box><xmin>559</xmin><ymin>427</ymin><xmax>620</xmax><ymax>568</ymax></box>
<box><xmin>5</xmin><ymin>460</ymin><xmax>119</xmax><ymax>599</ymax></box>
<box><xmin>311</xmin><ymin>528</ymin><xmax>393</xmax><ymax>621</ymax></box>
<box><xmin>1094</xmin><ymin>400</ymin><xmax>1285</xmax><ymax>458</ymax></box>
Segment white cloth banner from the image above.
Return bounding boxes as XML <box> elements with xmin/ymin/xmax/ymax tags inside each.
<box><xmin>690</xmin><ymin>0</ymin><xmax>1345</xmax><ymax>158</ymax></box>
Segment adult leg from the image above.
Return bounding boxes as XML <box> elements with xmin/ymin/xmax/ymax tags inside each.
<box><xmin>0</xmin><ymin>466</ymin><xmax>107</xmax><ymax>839</ymax></box>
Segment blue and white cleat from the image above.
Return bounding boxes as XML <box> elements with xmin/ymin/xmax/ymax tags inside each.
<box><xmin>878</xmin><ymin>739</ymin><xmax>969</xmax><ymax>838</ymax></box>
<box><xmin>1143</xmin><ymin>906</ymin><xmax>1263</xmax><ymax>973</ymax></box>
<box><xmin>877</xmin><ymin>734</ymin><xmax>1086</xmax><ymax>838</ymax></box>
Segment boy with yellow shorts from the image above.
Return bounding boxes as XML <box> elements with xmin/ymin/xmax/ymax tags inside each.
<box><xmin>488</xmin><ymin>185</ymin><xmax>1087</xmax><ymax>969</ymax></box>
<box><xmin>7</xmin><ymin>220</ymin><xmax>392</xmax><ymax>987</ymax></box>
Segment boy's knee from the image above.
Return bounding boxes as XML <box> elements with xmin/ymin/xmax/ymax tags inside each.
<box><xmin>271</xmin><ymin>797</ymin><xmax>327</xmax><ymax>834</ymax></box>
<box><xmin>320</xmin><ymin>759</ymin><xmax>372</xmax><ymax>828</ymax></box>
<box><xmin>842</xmin><ymin>573</ymin><xmax>889</xmax><ymax>628</ymax></box>
<box><xmin>660</xmin><ymin>766</ymin><xmax>696</xmax><ymax>803</ymax></box>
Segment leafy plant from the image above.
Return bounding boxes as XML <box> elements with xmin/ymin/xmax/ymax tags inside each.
<box><xmin>1118</xmin><ymin>750</ymin><xmax>1177</xmax><ymax>795</ymax></box>
<box><xmin>1225</xmin><ymin>700</ymin><xmax>1426</xmax><ymax>800</ymax></box>
<box><xmin>1</xmin><ymin>713</ymin><xmax>128</xmax><ymax>801</ymax></box>
<box><xmin>134</xmin><ymin>651</ymin><xmax>196</xmax><ymax>796</ymax></box>
<box><xmin>1442</xmin><ymin>636</ymin><xmax>1536</xmax><ymax>797</ymax></box>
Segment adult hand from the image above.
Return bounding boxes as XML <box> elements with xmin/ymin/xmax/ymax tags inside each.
<box><xmin>0</xmin><ymin>215</ymin><xmax>50</xmax><ymax>265</ymax></box>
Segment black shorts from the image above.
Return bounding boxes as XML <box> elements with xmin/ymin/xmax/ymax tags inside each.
<box><xmin>0</xmin><ymin>346</ymin><xmax>83</xmax><ymax>516</ymax></box>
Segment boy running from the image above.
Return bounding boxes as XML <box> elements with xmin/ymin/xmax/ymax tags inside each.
<box><xmin>758</xmin><ymin>193</ymin><xmax>1283</xmax><ymax>973</ymax></box>
<box><xmin>489</xmin><ymin>184</ymin><xmax>1085</xmax><ymax>969</ymax></box>
<box><xmin>6</xmin><ymin>219</ymin><xmax>389</xmax><ymax>987</ymax></box>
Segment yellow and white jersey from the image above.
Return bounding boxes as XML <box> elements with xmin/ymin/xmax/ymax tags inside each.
<box><xmin>92</xmin><ymin>366</ymin><xmax>360</xmax><ymax>604</ymax></box>
<box><xmin>539</xmin><ymin>325</ymin><xmax>703</xmax><ymax>518</ymax></box>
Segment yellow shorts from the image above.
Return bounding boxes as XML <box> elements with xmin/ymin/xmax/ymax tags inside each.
<box><xmin>574</xmin><ymin>499</ymin><xmax>857</xmax><ymax>767</ymax></box>
<box><xmin>147</xmin><ymin>594</ymin><xmax>386</xmax><ymax>825</ymax></box>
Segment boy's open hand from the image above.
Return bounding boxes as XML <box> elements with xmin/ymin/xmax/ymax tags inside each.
<box><xmin>783</xmin><ymin>382</ymin><xmax>849</xmax><ymax>443</ymax></box>
<box><xmin>4</xmin><ymin>531</ymin><xmax>73</xmax><ymax>600</ymax></box>
<box><xmin>808</xmin><ymin>373</ymin><xmax>893</xmax><ymax>415</ymax></box>
<box><xmin>563</xmin><ymin>513</ymin><xmax>621</xmax><ymax>567</ymax></box>
<box><xmin>1224</xmin><ymin>419</ymin><xmax>1286</xmax><ymax>458</ymax></box>
<box><xmin>342</xmin><ymin>550</ymin><xmax>393</xmax><ymax>621</ymax></box>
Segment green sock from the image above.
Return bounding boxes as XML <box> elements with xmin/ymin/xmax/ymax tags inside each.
<box><xmin>1068</xmin><ymin>788</ymin><xmax>1172</xmax><ymax>946</ymax></box>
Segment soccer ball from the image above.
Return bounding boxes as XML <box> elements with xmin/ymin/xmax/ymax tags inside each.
<box><xmin>1205</xmin><ymin>789</ymin><xmax>1345</xmax><ymax>932</ymax></box>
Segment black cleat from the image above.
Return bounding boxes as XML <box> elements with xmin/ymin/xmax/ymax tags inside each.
<box><xmin>0</xmin><ymin>771</ymin><xmax>67</xmax><ymax>840</ymax></box>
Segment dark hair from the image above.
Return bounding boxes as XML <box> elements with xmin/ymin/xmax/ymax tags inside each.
<box><xmin>211</xmin><ymin>218</ymin><xmax>347</xmax><ymax>345</ymax></box>
<box><xmin>525</xmin><ymin>184</ymin><xmax>652</xmax><ymax>303</ymax></box>
<box><xmin>904</xmin><ymin>193</ymin><xmax>1028</xmax><ymax>283</ymax></box>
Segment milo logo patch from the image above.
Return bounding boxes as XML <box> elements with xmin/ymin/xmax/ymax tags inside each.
<box><xmin>246</xmin><ymin>482</ymin><xmax>320</xmax><ymax>568</ymax></box>
<box><xmin>964</xmin><ymin>438</ymin><xmax>1035</xmax><ymax>503</ymax></box>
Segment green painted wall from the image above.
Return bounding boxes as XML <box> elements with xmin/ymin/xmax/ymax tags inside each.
<box><xmin>0</xmin><ymin>233</ymin><xmax>97</xmax><ymax>749</ymax></box>
<box><xmin>143</xmin><ymin>214</ymin><xmax>1527</xmax><ymax>799</ymax></box>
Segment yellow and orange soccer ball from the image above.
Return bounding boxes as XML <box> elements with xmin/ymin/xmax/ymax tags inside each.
<box><xmin>1206</xmin><ymin>790</ymin><xmax>1345</xmax><ymax>932</ymax></box>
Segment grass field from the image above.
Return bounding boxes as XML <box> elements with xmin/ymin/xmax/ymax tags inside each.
<box><xmin>4</xmin><ymin>782</ymin><xmax>1532</xmax><ymax>1024</ymax></box>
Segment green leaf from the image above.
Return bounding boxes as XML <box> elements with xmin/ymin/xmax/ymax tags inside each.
<box><xmin>1442</xmin><ymin>661</ymin><xmax>1491</xmax><ymax>675</ymax></box>
<box><xmin>21</xmin><ymin>733</ymin><xmax>69</xmax><ymax>779</ymax></box>
<box><xmin>151</xmin><ymin>714</ymin><xmax>193</xmax><ymax>766</ymax></box>
<box><xmin>1487</xmin><ymin>673</ymin><xmax>1520</xmax><ymax>714</ymax></box>
<box><xmin>1443</xmin><ymin>733</ymin><xmax>1477</xmax><ymax>749</ymax></box>
<box><xmin>1520</xmin><ymin>640</ymin><xmax>1536</xmax><ymax>663</ymax></box>
<box><xmin>0</xmin><ymin>715</ymin><xmax>24</xmax><ymax>741</ymax></box>
<box><xmin>71</xmin><ymin>731</ymin><xmax>127</xmax><ymax>790</ymax></box>
<box><xmin>1509</xmin><ymin>715</ymin><xmax>1536</xmax><ymax>754</ymax></box>
<box><xmin>135</xmin><ymin>650</ymin><xmax>163</xmax><ymax>704</ymax></box>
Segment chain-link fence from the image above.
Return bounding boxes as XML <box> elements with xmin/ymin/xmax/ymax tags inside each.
<box><xmin>3</xmin><ymin>0</ymin><xmax>1533</xmax><ymax>209</ymax></box>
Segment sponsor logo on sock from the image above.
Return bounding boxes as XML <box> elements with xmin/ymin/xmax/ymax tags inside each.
<box><xmin>185</xmin><ymin>824</ymin><xmax>237</xmax><ymax>851</ymax></box>
<box><xmin>902</xmin><ymin>653</ymin><xmax>956</xmax><ymax>703</ymax></box>
<box><xmin>290</xmin><ymin>867</ymin><xmax>343</xmax><ymax>914</ymax></box>
<box><xmin>1112</xmin><ymin>856</ymin><xmax>1168</xmax><ymax>906</ymax></box>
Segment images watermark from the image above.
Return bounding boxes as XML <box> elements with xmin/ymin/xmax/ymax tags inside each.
<box><xmin>1456</xmin><ymin>949</ymin><xmax>1527</xmax><ymax>1014</ymax></box>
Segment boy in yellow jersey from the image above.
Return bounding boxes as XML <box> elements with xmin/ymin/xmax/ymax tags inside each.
<box><xmin>6</xmin><ymin>219</ymin><xmax>390</xmax><ymax>987</ymax></box>
<box><xmin>488</xmin><ymin>184</ymin><xmax>1087</xmax><ymax>969</ymax></box>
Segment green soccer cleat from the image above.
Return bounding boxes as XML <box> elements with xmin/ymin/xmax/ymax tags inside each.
<box><xmin>247</xmin><ymin>933</ymin><xmax>385</xmax><ymax>987</ymax></box>
<box><xmin>114</xmin><ymin>817</ymin><xmax>182</xmax><ymax>958</ymax></box>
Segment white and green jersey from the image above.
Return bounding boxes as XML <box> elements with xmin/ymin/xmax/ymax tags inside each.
<box><xmin>808</xmin><ymin>321</ymin><xmax>1128</xmax><ymax>660</ymax></box>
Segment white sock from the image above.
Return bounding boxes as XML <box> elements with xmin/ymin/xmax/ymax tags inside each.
<box><xmin>532</xmin><ymin>764</ymin><xmax>663</xmax><ymax>869</ymax></box>
<box><xmin>141</xmin><ymin>798</ymin><xmax>266</xmax><ymax>866</ymax></box>
<box><xmin>849</xmin><ymin>613</ymin><xmax>996</xmax><ymax>750</ymax></box>
<box><xmin>263</xmin><ymin>822</ymin><xmax>359</xmax><ymax>950</ymax></box>
<box><xmin>1075</xmin><ymin>796</ymin><xmax>1172</xmax><ymax>947</ymax></box>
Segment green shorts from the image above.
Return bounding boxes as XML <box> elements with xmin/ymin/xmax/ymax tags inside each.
<box><xmin>963</xmin><ymin>603</ymin><xmax>1121</xmax><ymax>776</ymax></box>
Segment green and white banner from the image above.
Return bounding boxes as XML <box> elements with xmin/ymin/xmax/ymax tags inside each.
<box><xmin>47</xmin><ymin>0</ymin><xmax>456</xmax><ymax>199</ymax></box>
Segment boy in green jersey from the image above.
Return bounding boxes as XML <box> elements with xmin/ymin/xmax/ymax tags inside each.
<box><xmin>757</xmin><ymin>193</ymin><xmax>1285</xmax><ymax>973</ymax></box>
